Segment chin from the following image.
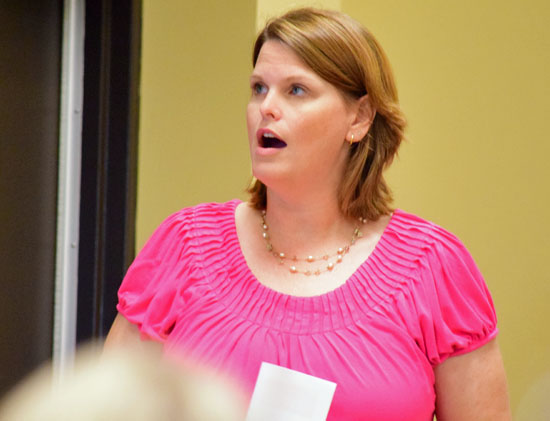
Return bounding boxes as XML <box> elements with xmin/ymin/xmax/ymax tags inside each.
<box><xmin>252</xmin><ymin>168</ymin><xmax>285</xmax><ymax>189</ymax></box>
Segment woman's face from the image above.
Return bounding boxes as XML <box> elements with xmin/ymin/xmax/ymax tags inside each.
<box><xmin>247</xmin><ymin>40</ymin><xmax>356</xmax><ymax>196</ymax></box>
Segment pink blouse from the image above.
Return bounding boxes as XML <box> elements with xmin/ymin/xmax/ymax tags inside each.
<box><xmin>117</xmin><ymin>199</ymin><xmax>497</xmax><ymax>420</ymax></box>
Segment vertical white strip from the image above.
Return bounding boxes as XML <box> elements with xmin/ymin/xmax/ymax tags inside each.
<box><xmin>53</xmin><ymin>0</ymin><xmax>85</xmax><ymax>381</ymax></box>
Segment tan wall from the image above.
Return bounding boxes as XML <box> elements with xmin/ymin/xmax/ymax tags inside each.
<box><xmin>138</xmin><ymin>0</ymin><xmax>549</xmax><ymax>418</ymax></box>
<box><xmin>136</xmin><ymin>0</ymin><xmax>256</xmax><ymax>246</ymax></box>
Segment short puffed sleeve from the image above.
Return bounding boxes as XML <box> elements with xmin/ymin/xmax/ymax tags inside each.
<box><xmin>117</xmin><ymin>208</ymin><xmax>197</xmax><ymax>342</ymax></box>
<box><xmin>411</xmin><ymin>225</ymin><xmax>498</xmax><ymax>365</ymax></box>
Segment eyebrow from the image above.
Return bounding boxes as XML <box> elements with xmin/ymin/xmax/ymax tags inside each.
<box><xmin>249</xmin><ymin>72</ymin><xmax>319</xmax><ymax>84</ymax></box>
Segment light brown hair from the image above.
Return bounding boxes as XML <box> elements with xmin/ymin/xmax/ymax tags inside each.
<box><xmin>247</xmin><ymin>7</ymin><xmax>406</xmax><ymax>221</ymax></box>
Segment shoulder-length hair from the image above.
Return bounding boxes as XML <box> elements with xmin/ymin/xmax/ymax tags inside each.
<box><xmin>248</xmin><ymin>8</ymin><xmax>407</xmax><ymax>221</ymax></box>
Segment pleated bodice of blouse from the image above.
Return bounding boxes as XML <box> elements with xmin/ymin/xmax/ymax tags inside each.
<box><xmin>118</xmin><ymin>199</ymin><xmax>497</xmax><ymax>420</ymax></box>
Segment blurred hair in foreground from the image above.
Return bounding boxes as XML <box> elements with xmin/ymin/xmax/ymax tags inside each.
<box><xmin>0</xmin><ymin>344</ymin><xmax>245</xmax><ymax>421</ymax></box>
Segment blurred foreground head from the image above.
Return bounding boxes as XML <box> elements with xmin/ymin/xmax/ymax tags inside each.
<box><xmin>0</xmin><ymin>345</ymin><xmax>245</xmax><ymax>421</ymax></box>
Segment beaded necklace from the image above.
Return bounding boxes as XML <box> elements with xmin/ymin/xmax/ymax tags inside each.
<box><xmin>260</xmin><ymin>210</ymin><xmax>366</xmax><ymax>276</ymax></box>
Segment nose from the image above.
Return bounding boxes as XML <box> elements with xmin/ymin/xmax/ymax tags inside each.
<box><xmin>259</xmin><ymin>91</ymin><xmax>281</xmax><ymax>120</ymax></box>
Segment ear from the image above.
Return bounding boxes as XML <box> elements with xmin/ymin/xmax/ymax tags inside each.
<box><xmin>346</xmin><ymin>95</ymin><xmax>376</xmax><ymax>144</ymax></box>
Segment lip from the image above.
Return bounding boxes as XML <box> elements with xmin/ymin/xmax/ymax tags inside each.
<box><xmin>256</xmin><ymin>128</ymin><xmax>282</xmax><ymax>142</ymax></box>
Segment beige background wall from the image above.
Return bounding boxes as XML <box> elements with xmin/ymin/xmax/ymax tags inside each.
<box><xmin>136</xmin><ymin>0</ymin><xmax>256</xmax><ymax>242</ymax></box>
<box><xmin>137</xmin><ymin>1</ymin><xmax>549</xmax><ymax>418</ymax></box>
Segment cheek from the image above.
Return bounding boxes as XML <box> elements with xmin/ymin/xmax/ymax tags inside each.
<box><xmin>246</xmin><ymin>104</ymin><xmax>257</xmax><ymax>141</ymax></box>
<box><xmin>302</xmin><ymin>107</ymin><xmax>349</xmax><ymax>145</ymax></box>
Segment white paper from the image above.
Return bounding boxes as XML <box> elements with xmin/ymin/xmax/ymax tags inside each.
<box><xmin>246</xmin><ymin>362</ymin><xmax>337</xmax><ymax>421</ymax></box>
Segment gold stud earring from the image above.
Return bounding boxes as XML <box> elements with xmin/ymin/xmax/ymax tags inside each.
<box><xmin>348</xmin><ymin>134</ymin><xmax>355</xmax><ymax>145</ymax></box>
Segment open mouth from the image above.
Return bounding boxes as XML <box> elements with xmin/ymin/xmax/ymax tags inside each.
<box><xmin>260</xmin><ymin>133</ymin><xmax>287</xmax><ymax>149</ymax></box>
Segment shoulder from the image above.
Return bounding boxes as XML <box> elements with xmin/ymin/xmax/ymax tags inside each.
<box><xmin>384</xmin><ymin>209</ymin><xmax>480</xmax><ymax>278</ymax></box>
<box><xmin>158</xmin><ymin>199</ymin><xmax>241</xmax><ymax>231</ymax></box>
<box><xmin>138</xmin><ymin>199</ymin><xmax>241</xmax><ymax>256</ymax></box>
<box><xmin>389</xmin><ymin>209</ymin><xmax>465</xmax><ymax>251</ymax></box>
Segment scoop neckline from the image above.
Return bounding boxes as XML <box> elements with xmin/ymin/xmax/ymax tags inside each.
<box><xmin>228</xmin><ymin>199</ymin><xmax>400</xmax><ymax>302</ymax></box>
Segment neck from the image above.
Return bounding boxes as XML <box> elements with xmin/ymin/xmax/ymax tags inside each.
<box><xmin>262</xmin><ymin>188</ymin><xmax>356</xmax><ymax>258</ymax></box>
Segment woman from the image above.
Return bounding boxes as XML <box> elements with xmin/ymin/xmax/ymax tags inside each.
<box><xmin>106</xmin><ymin>8</ymin><xmax>511</xmax><ymax>420</ymax></box>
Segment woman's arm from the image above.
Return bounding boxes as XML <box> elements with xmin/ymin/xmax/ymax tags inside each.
<box><xmin>104</xmin><ymin>313</ymin><xmax>163</xmax><ymax>354</ymax></box>
<box><xmin>434</xmin><ymin>338</ymin><xmax>511</xmax><ymax>420</ymax></box>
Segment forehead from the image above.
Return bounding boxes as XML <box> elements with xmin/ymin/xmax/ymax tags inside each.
<box><xmin>251</xmin><ymin>40</ymin><xmax>317</xmax><ymax>79</ymax></box>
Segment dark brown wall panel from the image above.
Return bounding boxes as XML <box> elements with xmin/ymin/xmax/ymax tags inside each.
<box><xmin>0</xmin><ymin>1</ymin><xmax>62</xmax><ymax>396</ymax></box>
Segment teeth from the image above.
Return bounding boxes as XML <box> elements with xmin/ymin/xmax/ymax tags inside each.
<box><xmin>263</xmin><ymin>132</ymin><xmax>275</xmax><ymax>138</ymax></box>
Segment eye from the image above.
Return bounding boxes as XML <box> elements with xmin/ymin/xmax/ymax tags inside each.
<box><xmin>252</xmin><ymin>82</ymin><xmax>267</xmax><ymax>95</ymax></box>
<box><xmin>290</xmin><ymin>85</ymin><xmax>305</xmax><ymax>96</ymax></box>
